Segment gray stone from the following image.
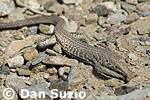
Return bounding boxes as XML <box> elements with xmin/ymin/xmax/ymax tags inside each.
<box><xmin>98</xmin><ymin>16</ymin><xmax>106</xmax><ymax>25</ymax></box>
<box><xmin>39</xmin><ymin>24</ymin><xmax>54</xmax><ymax>35</ymax></box>
<box><xmin>92</xmin><ymin>5</ymin><xmax>109</xmax><ymax>16</ymax></box>
<box><xmin>5</xmin><ymin>73</ymin><xmax>28</xmax><ymax>91</ymax></box>
<box><xmin>126</xmin><ymin>0</ymin><xmax>138</xmax><ymax>5</ymax></box>
<box><xmin>128</xmin><ymin>53</ymin><xmax>138</xmax><ymax>61</ymax></box>
<box><xmin>5</xmin><ymin>35</ymin><xmax>39</xmax><ymax>59</ymax></box>
<box><xmin>104</xmin><ymin>78</ymin><xmax>121</xmax><ymax>87</ymax></box>
<box><xmin>66</xmin><ymin>20</ymin><xmax>78</xmax><ymax>32</ymax></box>
<box><xmin>62</xmin><ymin>0</ymin><xmax>83</xmax><ymax>5</ymax></box>
<box><xmin>137</xmin><ymin>26</ymin><xmax>150</xmax><ymax>35</ymax></box>
<box><xmin>138</xmin><ymin>0</ymin><xmax>147</xmax><ymax>2</ymax></box>
<box><xmin>139</xmin><ymin>11</ymin><xmax>150</xmax><ymax>17</ymax></box>
<box><xmin>28</xmin><ymin>26</ymin><xmax>39</xmax><ymax>35</ymax></box>
<box><xmin>107</xmin><ymin>13</ymin><xmax>127</xmax><ymax>25</ymax></box>
<box><xmin>0</xmin><ymin>66</ymin><xmax>10</xmax><ymax>75</ymax></box>
<box><xmin>44</xmin><ymin>1</ymin><xmax>63</xmax><ymax>14</ymax></box>
<box><xmin>117</xmin><ymin>88</ymin><xmax>150</xmax><ymax>100</ymax></box>
<box><xmin>100</xmin><ymin>1</ymin><xmax>117</xmax><ymax>12</ymax></box>
<box><xmin>68</xmin><ymin>15</ymin><xmax>86</xmax><ymax>26</ymax></box>
<box><xmin>45</xmin><ymin>49</ymin><xmax>58</xmax><ymax>56</ymax></box>
<box><xmin>42</xmin><ymin>56</ymin><xmax>78</xmax><ymax>67</ymax></box>
<box><xmin>7</xmin><ymin>55</ymin><xmax>24</xmax><ymax>68</ymax></box>
<box><xmin>86</xmin><ymin>13</ymin><xmax>98</xmax><ymax>25</ymax></box>
<box><xmin>124</xmin><ymin>13</ymin><xmax>139</xmax><ymax>24</ymax></box>
<box><xmin>26</xmin><ymin>53</ymin><xmax>49</xmax><ymax>67</ymax></box>
<box><xmin>137</xmin><ymin>2</ymin><xmax>150</xmax><ymax>12</ymax></box>
<box><xmin>58</xmin><ymin>67</ymin><xmax>65</xmax><ymax>76</ymax></box>
<box><xmin>8</xmin><ymin>7</ymin><xmax>25</xmax><ymax>21</ymax></box>
<box><xmin>121</xmin><ymin>2</ymin><xmax>136</xmax><ymax>13</ymax></box>
<box><xmin>16</xmin><ymin>68</ymin><xmax>31</xmax><ymax>76</ymax></box>
<box><xmin>19</xmin><ymin>82</ymin><xmax>51</xmax><ymax>99</ymax></box>
<box><xmin>0</xmin><ymin>0</ymin><xmax>15</xmax><ymax>16</ymax></box>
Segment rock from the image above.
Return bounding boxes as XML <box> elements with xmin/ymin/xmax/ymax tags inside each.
<box><xmin>26</xmin><ymin>53</ymin><xmax>49</xmax><ymax>67</ymax></box>
<box><xmin>58</xmin><ymin>67</ymin><xmax>70</xmax><ymax>77</ymax></box>
<box><xmin>42</xmin><ymin>56</ymin><xmax>78</xmax><ymax>67</ymax></box>
<box><xmin>107</xmin><ymin>13</ymin><xmax>127</xmax><ymax>25</ymax></box>
<box><xmin>100</xmin><ymin>1</ymin><xmax>117</xmax><ymax>12</ymax></box>
<box><xmin>137</xmin><ymin>2</ymin><xmax>150</xmax><ymax>12</ymax></box>
<box><xmin>68</xmin><ymin>15</ymin><xmax>86</xmax><ymax>26</ymax></box>
<box><xmin>0</xmin><ymin>86</ymin><xmax>18</xmax><ymax>100</ymax></box>
<box><xmin>32</xmin><ymin>64</ymin><xmax>46</xmax><ymax>72</ymax></box>
<box><xmin>28</xmin><ymin>72</ymin><xmax>48</xmax><ymax>85</ymax></box>
<box><xmin>58</xmin><ymin>67</ymin><xmax>65</xmax><ymax>76</ymax></box>
<box><xmin>121</xmin><ymin>2</ymin><xmax>136</xmax><ymax>13</ymax></box>
<box><xmin>124</xmin><ymin>12</ymin><xmax>139</xmax><ymax>23</ymax></box>
<box><xmin>7</xmin><ymin>55</ymin><xmax>24</xmax><ymax>68</ymax></box>
<box><xmin>104</xmin><ymin>78</ymin><xmax>121</xmax><ymax>87</ymax></box>
<box><xmin>139</xmin><ymin>11</ymin><xmax>150</xmax><ymax>17</ymax></box>
<box><xmin>128</xmin><ymin>53</ymin><xmax>138</xmax><ymax>61</ymax></box>
<box><xmin>65</xmin><ymin>20</ymin><xmax>78</xmax><ymax>32</ymax></box>
<box><xmin>53</xmin><ymin>44</ymin><xmax>62</xmax><ymax>54</ymax></box>
<box><xmin>126</xmin><ymin>0</ymin><xmax>138</xmax><ymax>5</ymax></box>
<box><xmin>28</xmin><ymin>26</ymin><xmax>39</xmax><ymax>35</ymax></box>
<box><xmin>62</xmin><ymin>0</ymin><xmax>83</xmax><ymax>5</ymax></box>
<box><xmin>18</xmin><ymin>82</ymin><xmax>51</xmax><ymax>99</ymax></box>
<box><xmin>86</xmin><ymin>13</ymin><xmax>98</xmax><ymax>24</ymax></box>
<box><xmin>8</xmin><ymin>7</ymin><xmax>25</xmax><ymax>21</ymax></box>
<box><xmin>45</xmin><ymin>49</ymin><xmax>58</xmax><ymax>56</ymax></box>
<box><xmin>23</xmin><ymin>47</ymin><xmax>38</xmax><ymax>61</ymax></box>
<box><xmin>16</xmin><ymin>68</ymin><xmax>31</xmax><ymax>76</ymax></box>
<box><xmin>117</xmin><ymin>87</ymin><xmax>150</xmax><ymax>100</ymax></box>
<box><xmin>5</xmin><ymin>35</ymin><xmax>39</xmax><ymax>58</ymax></box>
<box><xmin>92</xmin><ymin>5</ymin><xmax>109</xmax><ymax>16</ymax></box>
<box><xmin>138</xmin><ymin>0</ymin><xmax>147</xmax><ymax>2</ymax></box>
<box><xmin>5</xmin><ymin>73</ymin><xmax>28</xmax><ymax>91</ymax></box>
<box><xmin>21</xmin><ymin>0</ymin><xmax>44</xmax><ymax>10</ymax></box>
<box><xmin>0</xmin><ymin>66</ymin><xmax>10</xmax><ymax>75</ymax></box>
<box><xmin>94</xmin><ymin>92</ymin><xmax>118</xmax><ymax>100</ymax></box>
<box><xmin>44</xmin><ymin>1</ymin><xmax>63</xmax><ymax>14</ymax></box>
<box><xmin>0</xmin><ymin>0</ymin><xmax>15</xmax><ymax>16</ymax></box>
<box><xmin>98</xmin><ymin>16</ymin><xmax>106</xmax><ymax>25</ymax></box>
<box><xmin>47</xmin><ymin>74</ymin><xmax>59</xmax><ymax>81</ymax></box>
<box><xmin>47</xmin><ymin>67</ymin><xmax>57</xmax><ymax>74</ymax></box>
<box><xmin>23</xmin><ymin>48</ymin><xmax>38</xmax><ymax>61</ymax></box>
<box><xmin>39</xmin><ymin>24</ymin><xmax>54</xmax><ymax>35</ymax></box>
<box><xmin>137</xmin><ymin>26</ymin><xmax>149</xmax><ymax>35</ymax></box>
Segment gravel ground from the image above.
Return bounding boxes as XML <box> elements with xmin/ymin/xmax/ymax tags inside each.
<box><xmin>0</xmin><ymin>0</ymin><xmax>150</xmax><ymax>100</ymax></box>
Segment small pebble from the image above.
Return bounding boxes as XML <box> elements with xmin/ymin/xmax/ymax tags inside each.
<box><xmin>92</xmin><ymin>5</ymin><xmax>109</xmax><ymax>16</ymax></box>
<box><xmin>107</xmin><ymin>13</ymin><xmax>127</xmax><ymax>25</ymax></box>
<box><xmin>7</xmin><ymin>55</ymin><xmax>24</xmax><ymax>68</ymax></box>
<box><xmin>98</xmin><ymin>16</ymin><xmax>106</xmax><ymax>25</ymax></box>
<box><xmin>39</xmin><ymin>24</ymin><xmax>54</xmax><ymax>35</ymax></box>
<box><xmin>16</xmin><ymin>68</ymin><xmax>31</xmax><ymax>76</ymax></box>
<box><xmin>62</xmin><ymin>0</ymin><xmax>83</xmax><ymax>5</ymax></box>
<box><xmin>47</xmin><ymin>67</ymin><xmax>57</xmax><ymax>74</ymax></box>
<box><xmin>0</xmin><ymin>0</ymin><xmax>15</xmax><ymax>16</ymax></box>
<box><xmin>23</xmin><ymin>47</ymin><xmax>39</xmax><ymax>61</ymax></box>
<box><xmin>86</xmin><ymin>13</ymin><xmax>98</xmax><ymax>24</ymax></box>
<box><xmin>58</xmin><ymin>67</ymin><xmax>65</xmax><ymax>76</ymax></box>
<box><xmin>126</xmin><ymin>0</ymin><xmax>138</xmax><ymax>5</ymax></box>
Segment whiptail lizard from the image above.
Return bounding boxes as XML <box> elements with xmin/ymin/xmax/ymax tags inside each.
<box><xmin>0</xmin><ymin>15</ymin><xmax>136</xmax><ymax>82</ymax></box>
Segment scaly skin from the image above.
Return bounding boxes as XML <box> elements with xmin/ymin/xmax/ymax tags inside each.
<box><xmin>0</xmin><ymin>15</ymin><xmax>136</xmax><ymax>82</ymax></box>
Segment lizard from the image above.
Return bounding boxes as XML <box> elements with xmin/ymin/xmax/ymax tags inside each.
<box><xmin>0</xmin><ymin>15</ymin><xmax>136</xmax><ymax>82</ymax></box>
